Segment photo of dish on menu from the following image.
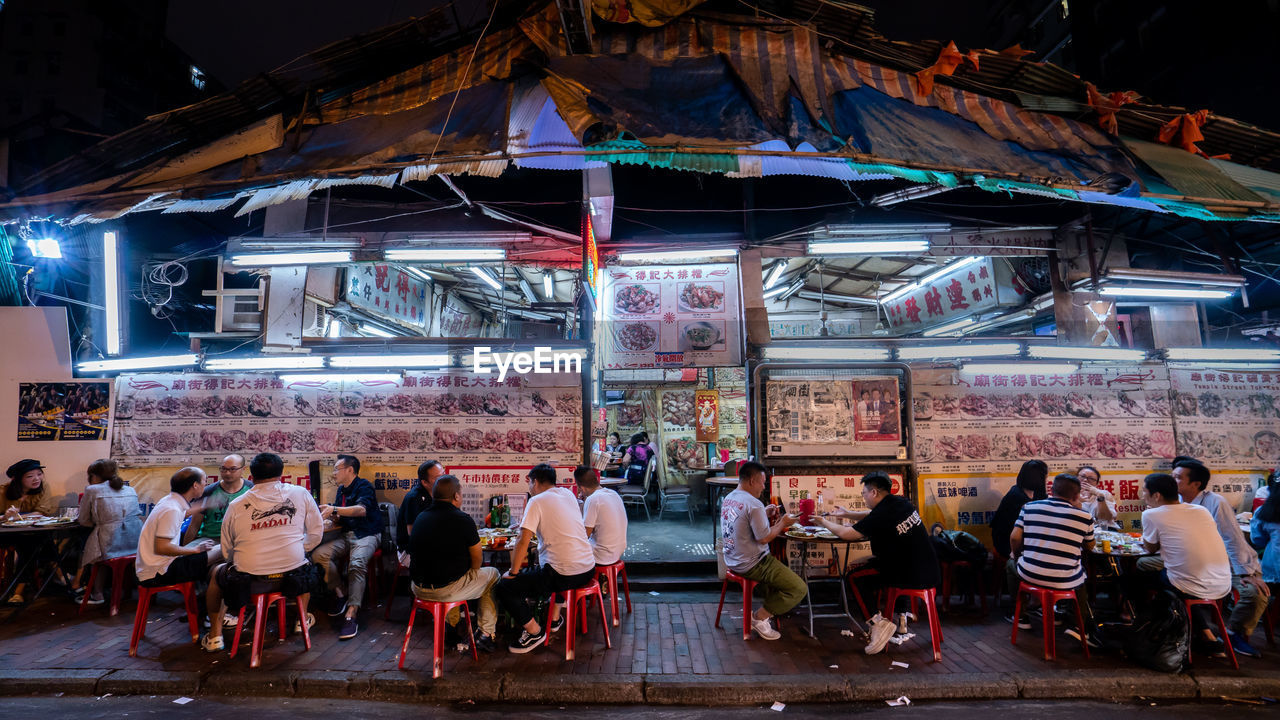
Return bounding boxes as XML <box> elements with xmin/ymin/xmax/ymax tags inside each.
<box><xmin>601</xmin><ymin>263</ymin><xmax>741</xmax><ymax>369</ymax></box>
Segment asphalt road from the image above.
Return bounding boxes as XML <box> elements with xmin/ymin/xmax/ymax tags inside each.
<box><xmin>4</xmin><ymin>697</ymin><xmax>1276</xmax><ymax>718</ymax></box>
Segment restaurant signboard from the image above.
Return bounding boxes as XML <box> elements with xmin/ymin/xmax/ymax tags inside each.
<box><xmin>601</xmin><ymin>262</ymin><xmax>742</xmax><ymax>369</ymax></box>
<box><xmin>884</xmin><ymin>257</ymin><xmax>1010</xmax><ymax>334</ymax></box>
<box><xmin>345</xmin><ymin>264</ymin><xmax>428</xmax><ymax>329</ymax></box>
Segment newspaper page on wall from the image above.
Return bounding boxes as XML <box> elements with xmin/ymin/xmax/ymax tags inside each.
<box><xmin>601</xmin><ymin>262</ymin><xmax>742</xmax><ymax>369</ymax></box>
<box><xmin>764</xmin><ymin>374</ymin><xmax>903</xmax><ymax>457</ymax></box>
<box><xmin>1169</xmin><ymin>365</ymin><xmax>1280</xmax><ymax>509</ymax></box>
<box><xmin>914</xmin><ymin>364</ymin><xmax>1175</xmax><ymax>540</ymax></box>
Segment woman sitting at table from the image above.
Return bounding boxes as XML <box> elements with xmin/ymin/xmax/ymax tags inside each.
<box><xmin>620</xmin><ymin>433</ymin><xmax>654</xmax><ymax>483</ymax></box>
<box><xmin>71</xmin><ymin>459</ymin><xmax>142</xmax><ymax>605</ymax></box>
<box><xmin>3</xmin><ymin>459</ymin><xmax>63</xmax><ymax>604</ymax></box>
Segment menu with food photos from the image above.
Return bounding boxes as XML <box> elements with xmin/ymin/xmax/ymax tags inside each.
<box><xmin>110</xmin><ymin>372</ymin><xmax>582</xmax><ymax>468</ymax></box>
<box><xmin>601</xmin><ymin>262</ymin><xmax>742</xmax><ymax>369</ymax></box>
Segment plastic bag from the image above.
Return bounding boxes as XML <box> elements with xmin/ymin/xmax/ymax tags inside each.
<box><xmin>1123</xmin><ymin>590</ymin><xmax>1189</xmax><ymax>673</ymax></box>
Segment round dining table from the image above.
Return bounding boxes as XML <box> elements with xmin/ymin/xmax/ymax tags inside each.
<box><xmin>0</xmin><ymin>520</ymin><xmax>88</xmax><ymax>613</ymax></box>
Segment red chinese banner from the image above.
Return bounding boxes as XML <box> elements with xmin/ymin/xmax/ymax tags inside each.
<box><xmin>695</xmin><ymin>389</ymin><xmax>719</xmax><ymax>443</ymax></box>
<box><xmin>883</xmin><ymin>257</ymin><xmax>1014</xmax><ymax>333</ymax></box>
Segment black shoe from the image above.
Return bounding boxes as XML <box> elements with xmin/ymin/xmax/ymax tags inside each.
<box><xmin>548</xmin><ymin>615</ymin><xmax>565</xmax><ymax>633</ymax></box>
<box><xmin>327</xmin><ymin>597</ymin><xmax>348</xmax><ymax>617</ymax></box>
<box><xmin>509</xmin><ymin>628</ymin><xmax>546</xmax><ymax>654</ymax></box>
<box><xmin>473</xmin><ymin>629</ymin><xmax>497</xmax><ymax>653</ymax></box>
<box><xmin>338</xmin><ymin>616</ymin><xmax>358</xmax><ymax>640</ymax></box>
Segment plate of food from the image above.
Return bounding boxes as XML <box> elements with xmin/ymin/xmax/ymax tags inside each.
<box><xmin>785</xmin><ymin>528</ymin><xmax>817</xmax><ymax>539</ymax></box>
<box><xmin>2</xmin><ymin>518</ymin><xmax>37</xmax><ymax>527</ymax></box>
<box><xmin>34</xmin><ymin>516</ymin><xmax>73</xmax><ymax>526</ymax></box>
<box><xmin>616</xmin><ymin>321</ymin><xmax>658</xmax><ymax>352</ymax></box>
<box><xmin>681</xmin><ymin>321</ymin><xmax>723</xmax><ymax>351</ymax></box>
<box><xmin>678</xmin><ymin>282</ymin><xmax>725</xmax><ymax>312</ymax></box>
<box><xmin>614</xmin><ymin>284</ymin><xmax>660</xmax><ymax>315</ymax></box>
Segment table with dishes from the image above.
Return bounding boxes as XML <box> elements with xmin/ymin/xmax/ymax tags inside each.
<box><xmin>0</xmin><ymin>514</ymin><xmax>87</xmax><ymax>611</ymax></box>
<box><xmin>477</xmin><ymin>527</ymin><xmax>537</xmax><ymax>573</ymax></box>
<box><xmin>783</xmin><ymin>524</ymin><xmax>868</xmax><ymax>639</ymax></box>
<box><xmin>1086</xmin><ymin>529</ymin><xmax>1153</xmax><ymax>618</ymax></box>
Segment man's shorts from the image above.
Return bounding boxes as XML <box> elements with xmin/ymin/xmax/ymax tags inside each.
<box><xmin>139</xmin><ymin>551</ymin><xmax>208</xmax><ymax>588</ymax></box>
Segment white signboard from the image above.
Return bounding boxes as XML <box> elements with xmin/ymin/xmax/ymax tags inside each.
<box><xmin>345</xmin><ymin>264</ymin><xmax>428</xmax><ymax>329</ymax></box>
<box><xmin>601</xmin><ymin>262</ymin><xmax>742</xmax><ymax>369</ymax></box>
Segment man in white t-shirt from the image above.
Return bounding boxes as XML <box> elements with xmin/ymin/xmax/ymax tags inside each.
<box><xmin>200</xmin><ymin>452</ymin><xmax>324</xmax><ymax>653</ymax></box>
<box><xmin>495</xmin><ymin>463</ymin><xmax>597</xmax><ymax>654</ymax></box>
<box><xmin>720</xmin><ymin>461</ymin><xmax>804</xmax><ymax>640</ymax></box>
<box><xmin>576</xmin><ymin>465</ymin><xmax>627</xmax><ymax>565</ymax></box>
<box><xmin>1126</xmin><ymin>472</ymin><xmax>1232</xmax><ymax>655</ymax></box>
<box><xmin>135</xmin><ymin>467</ymin><xmax>224</xmax><ymax>621</ymax></box>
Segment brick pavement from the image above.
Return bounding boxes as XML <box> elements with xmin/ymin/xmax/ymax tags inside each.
<box><xmin>1</xmin><ymin>589</ymin><xmax>1277</xmax><ymax>681</ymax></box>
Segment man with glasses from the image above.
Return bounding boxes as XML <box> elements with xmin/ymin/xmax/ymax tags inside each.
<box><xmin>313</xmin><ymin>454</ymin><xmax>381</xmax><ymax>640</ymax></box>
<box><xmin>185</xmin><ymin>454</ymin><xmax>252</xmax><ymax>545</ymax></box>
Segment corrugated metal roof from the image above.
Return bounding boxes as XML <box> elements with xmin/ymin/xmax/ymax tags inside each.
<box><xmin>1211</xmin><ymin>158</ymin><xmax>1280</xmax><ymax>204</ymax></box>
<box><xmin>1124</xmin><ymin>138</ymin><xmax>1266</xmax><ymax>204</ymax></box>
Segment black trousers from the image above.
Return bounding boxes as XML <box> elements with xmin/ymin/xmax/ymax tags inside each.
<box><xmin>494</xmin><ymin>565</ymin><xmax>596</xmax><ymax>627</ymax></box>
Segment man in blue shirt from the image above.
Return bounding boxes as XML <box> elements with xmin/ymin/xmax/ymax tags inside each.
<box><xmin>313</xmin><ymin>454</ymin><xmax>382</xmax><ymax>640</ymax></box>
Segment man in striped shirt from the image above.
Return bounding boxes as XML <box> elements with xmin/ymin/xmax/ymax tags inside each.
<box><xmin>1010</xmin><ymin>473</ymin><xmax>1099</xmax><ymax>646</ymax></box>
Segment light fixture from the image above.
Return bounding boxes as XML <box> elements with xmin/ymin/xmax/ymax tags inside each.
<box><xmin>360</xmin><ymin>324</ymin><xmax>396</xmax><ymax>338</ymax></box>
<box><xmin>921</xmin><ymin>317</ymin><xmax>976</xmax><ymax>337</ymax></box>
<box><xmin>614</xmin><ymin>247</ymin><xmax>739</xmax><ymax>262</ymax></box>
<box><xmin>104</xmin><ymin>231</ymin><xmax>121</xmax><ymax>355</ymax></box>
<box><xmin>1165</xmin><ymin>348</ymin><xmax>1280</xmax><ymax>362</ymax></box>
<box><xmin>1098</xmin><ymin>286</ymin><xmax>1234</xmax><ymax>300</ymax></box>
<box><xmin>518</xmin><ymin>277</ymin><xmax>537</xmax><ymax>303</ymax></box>
<box><xmin>403</xmin><ymin>232</ymin><xmax>530</xmax><ymax>244</ymax></box>
<box><xmin>764</xmin><ymin>262</ymin><xmax>788</xmax><ymax>290</ymax></box>
<box><xmin>821</xmin><ymin>223</ymin><xmax>951</xmax><ymax>236</ymax></box>
<box><xmin>278</xmin><ymin>373</ymin><xmax>402</xmax><ymax>384</ymax></box>
<box><xmin>77</xmin><ymin>353</ymin><xmax>200</xmax><ymax>373</ymax></box>
<box><xmin>763</xmin><ymin>347</ymin><xmax>891</xmax><ymax>361</ymax></box>
<box><xmin>543</xmin><ymin>271</ymin><xmax>555</xmax><ymax>300</ymax></box>
<box><xmin>960</xmin><ymin>362</ymin><xmax>1079</xmax><ymax>375</ymax></box>
<box><xmin>469</xmin><ymin>266</ymin><xmax>502</xmax><ymax>291</ymax></box>
<box><xmin>385</xmin><ymin>248</ymin><xmax>506</xmax><ymax>261</ymax></box>
<box><xmin>329</xmin><ymin>354</ymin><xmax>449</xmax><ymax>368</ymax></box>
<box><xmin>896</xmin><ymin>342</ymin><xmax>1022</xmax><ymax>360</ymax></box>
<box><xmin>1097</xmin><ymin>268</ymin><xmax>1246</xmax><ymax>287</ymax></box>
<box><xmin>400</xmin><ymin>266</ymin><xmax>433</xmax><ymax>282</ymax></box>
<box><xmin>807</xmin><ymin>239</ymin><xmax>930</xmax><ymax>255</ymax></box>
<box><xmin>1028</xmin><ymin>346</ymin><xmax>1147</xmax><ymax>362</ymax></box>
<box><xmin>795</xmin><ymin>290</ymin><xmax>878</xmax><ymax>306</ymax></box>
<box><xmin>27</xmin><ymin>237</ymin><xmax>62</xmax><ymax>259</ymax></box>
<box><xmin>229</xmin><ymin>251</ymin><xmax>353</xmax><ymax>266</ymax></box>
<box><xmin>881</xmin><ymin>256</ymin><xmax>982</xmax><ymax>304</ymax></box>
<box><xmin>204</xmin><ymin>356</ymin><xmax>325</xmax><ymax>370</ymax></box>
<box><xmin>764</xmin><ymin>277</ymin><xmax>805</xmax><ymax>300</ymax></box>
<box><xmin>869</xmin><ymin>185</ymin><xmax>954</xmax><ymax>208</ymax></box>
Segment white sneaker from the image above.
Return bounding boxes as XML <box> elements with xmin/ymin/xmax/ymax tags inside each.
<box><xmin>200</xmin><ymin>633</ymin><xmax>224</xmax><ymax>653</ymax></box>
<box><xmin>865</xmin><ymin>614</ymin><xmax>897</xmax><ymax>655</ymax></box>
<box><xmin>222</xmin><ymin>614</ymin><xmax>239</xmax><ymax>628</ymax></box>
<box><xmin>897</xmin><ymin>612</ymin><xmax>915</xmax><ymax>635</ymax></box>
<box><xmin>751</xmin><ymin>617</ymin><xmax>781</xmax><ymax>640</ymax></box>
<box><xmin>293</xmin><ymin>612</ymin><xmax>315</xmax><ymax>634</ymax></box>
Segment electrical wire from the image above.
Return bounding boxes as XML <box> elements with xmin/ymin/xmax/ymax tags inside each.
<box><xmin>423</xmin><ymin>0</ymin><xmax>500</xmax><ymax>170</ymax></box>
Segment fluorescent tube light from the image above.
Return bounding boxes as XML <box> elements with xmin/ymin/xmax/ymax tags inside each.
<box><xmin>230</xmin><ymin>251</ymin><xmax>352</xmax><ymax>266</ymax></box>
<box><xmin>400</xmin><ymin>266</ymin><xmax>433</xmax><ymax>282</ymax></box>
<box><xmin>764</xmin><ymin>347</ymin><xmax>891</xmax><ymax>361</ymax></box>
<box><xmin>104</xmin><ymin>231</ymin><xmax>121</xmax><ymax>355</ymax></box>
<box><xmin>1165</xmin><ymin>348</ymin><xmax>1280</xmax><ymax>362</ymax></box>
<box><xmin>808</xmin><ymin>239</ymin><xmax>929</xmax><ymax>255</ymax></box>
<box><xmin>469</xmin><ymin>266</ymin><xmax>502</xmax><ymax>291</ymax></box>
<box><xmin>922</xmin><ymin>317</ymin><xmax>976</xmax><ymax>337</ymax></box>
<box><xmin>204</xmin><ymin>356</ymin><xmax>325</xmax><ymax>370</ymax></box>
<box><xmin>764</xmin><ymin>262</ymin><xmax>787</xmax><ymax>290</ymax></box>
<box><xmin>795</xmin><ymin>290</ymin><xmax>878</xmax><ymax>305</ymax></box>
<box><xmin>360</xmin><ymin>324</ymin><xmax>396</xmax><ymax>338</ymax></box>
<box><xmin>518</xmin><ymin>277</ymin><xmax>537</xmax><ymax>303</ymax></box>
<box><xmin>543</xmin><ymin>271</ymin><xmax>554</xmax><ymax>300</ymax></box>
<box><xmin>329</xmin><ymin>354</ymin><xmax>449</xmax><ymax>368</ymax></box>
<box><xmin>1101</xmin><ymin>268</ymin><xmax>1245</xmax><ymax>287</ymax></box>
<box><xmin>385</xmin><ymin>248</ymin><xmax>505</xmax><ymax>261</ymax></box>
<box><xmin>77</xmin><ymin>353</ymin><xmax>199</xmax><ymax>373</ymax></box>
<box><xmin>615</xmin><ymin>247</ymin><xmax>739</xmax><ymax>262</ymax></box>
<box><xmin>823</xmin><ymin>223</ymin><xmax>950</xmax><ymax>236</ymax></box>
<box><xmin>881</xmin><ymin>256</ymin><xmax>982</xmax><ymax>304</ymax></box>
<box><xmin>765</xmin><ymin>277</ymin><xmax>805</xmax><ymax>300</ymax></box>
<box><xmin>897</xmin><ymin>342</ymin><xmax>1022</xmax><ymax>360</ymax></box>
<box><xmin>1028</xmin><ymin>346</ymin><xmax>1147</xmax><ymax>362</ymax></box>
<box><xmin>960</xmin><ymin>362</ymin><xmax>1079</xmax><ymax>375</ymax></box>
<box><xmin>278</xmin><ymin>373</ymin><xmax>402</xmax><ymax>384</ymax></box>
<box><xmin>1098</xmin><ymin>286</ymin><xmax>1234</xmax><ymax>300</ymax></box>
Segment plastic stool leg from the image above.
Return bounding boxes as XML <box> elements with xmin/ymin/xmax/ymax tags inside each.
<box><xmin>398</xmin><ymin>603</ymin><xmax>418</xmax><ymax>670</ymax></box>
<box><xmin>620</xmin><ymin>566</ymin><xmax>631</xmax><ymax>615</ymax></box>
<box><xmin>715</xmin><ymin>579</ymin><xmax>728</xmax><ymax>628</ymax></box>
<box><xmin>184</xmin><ymin>585</ymin><xmax>200</xmax><ymax>642</ymax></box>
<box><xmin>110</xmin><ymin>562</ymin><xmax>129</xmax><ymax>617</ymax></box>
<box><xmin>432</xmin><ymin>605</ymin><xmax>446</xmax><ymax>679</ymax></box>
<box><xmin>1011</xmin><ymin>588</ymin><xmax>1023</xmax><ymax>645</ymax></box>
<box><xmin>249</xmin><ymin>595</ymin><xmax>268</xmax><ymax>668</ymax></box>
<box><xmin>741</xmin><ymin>581</ymin><xmax>752</xmax><ymax>640</ymax></box>
<box><xmin>230</xmin><ymin>607</ymin><xmax>247</xmax><ymax>658</ymax></box>
<box><xmin>461</xmin><ymin>604</ymin><xmax>478</xmax><ymax>662</ymax></box>
<box><xmin>297</xmin><ymin>599</ymin><xmax>311</xmax><ymax>650</ymax></box>
<box><xmin>565</xmin><ymin>591</ymin><xmax>578</xmax><ymax>660</ymax></box>
<box><xmin>1072</xmin><ymin>597</ymin><xmax>1090</xmax><ymax>659</ymax></box>
<box><xmin>129</xmin><ymin>589</ymin><xmax>151</xmax><ymax>656</ymax></box>
<box><xmin>596</xmin><ymin>589</ymin><xmax>612</xmax><ymax>649</ymax></box>
<box><xmin>1042</xmin><ymin>596</ymin><xmax>1055</xmax><ymax>661</ymax></box>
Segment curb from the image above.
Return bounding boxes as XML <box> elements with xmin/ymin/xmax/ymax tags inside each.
<box><xmin>2</xmin><ymin>667</ymin><xmax>1279</xmax><ymax>704</ymax></box>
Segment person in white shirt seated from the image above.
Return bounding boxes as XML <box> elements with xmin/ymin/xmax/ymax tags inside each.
<box><xmin>135</xmin><ymin>467</ymin><xmax>223</xmax><ymax>620</ymax></box>
<box><xmin>575</xmin><ymin>465</ymin><xmax>628</xmax><ymax>566</ymax></box>
<box><xmin>1077</xmin><ymin>465</ymin><xmax>1120</xmax><ymax>531</ymax></box>
<box><xmin>201</xmin><ymin>453</ymin><xmax>324</xmax><ymax>653</ymax></box>
<box><xmin>495</xmin><ymin>463</ymin><xmax>597</xmax><ymax>654</ymax></box>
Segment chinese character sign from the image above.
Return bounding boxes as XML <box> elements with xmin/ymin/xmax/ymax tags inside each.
<box><xmin>884</xmin><ymin>257</ymin><xmax>1000</xmax><ymax>333</ymax></box>
<box><xmin>345</xmin><ymin>264</ymin><xmax>428</xmax><ymax>329</ymax></box>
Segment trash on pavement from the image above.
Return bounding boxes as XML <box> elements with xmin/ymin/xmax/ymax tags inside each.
<box><xmin>886</xmin><ymin>696</ymin><xmax>911</xmax><ymax>707</ymax></box>
<box><xmin>771</xmin><ymin>701</ymin><xmax>786</xmax><ymax>711</ymax></box>
<box><xmin>174</xmin><ymin>697</ymin><xmax>194</xmax><ymax>705</ymax></box>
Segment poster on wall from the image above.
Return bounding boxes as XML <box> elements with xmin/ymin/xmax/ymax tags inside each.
<box><xmin>716</xmin><ymin>387</ymin><xmax>748</xmax><ymax>456</ymax></box>
<box><xmin>695</xmin><ymin>390</ymin><xmax>719</xmax><ymax>443</ymax></box>
<box><xmin>914</xmin><ymin>364</ymin><xmax>1176</xmax><ymax>537</ymax></box>
<box><xmin>601</xmin><ymin>262</ymin><xmax>742</xmax><ymax>369</ymax></box>
<box><xmin>17</xmin><ymin>381</ymin><xmax>111</xmax><ymax>441</ymax></box>
<box><xmin>110</xmin><ymin>371</ymin><xmax>582</xmax><ymax>469</ymax></box>
<box><xmin>852</xmin><ymin>377</ymin><xmax>901</xmax><ymax>443</ymax></box>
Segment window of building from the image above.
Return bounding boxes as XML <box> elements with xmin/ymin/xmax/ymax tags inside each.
<box><xmin>189</xmin><ymin>65</ymin><xmax>206</xmax><ymax>91</ymax></box>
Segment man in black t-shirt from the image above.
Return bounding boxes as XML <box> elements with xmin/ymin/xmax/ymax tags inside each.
<box><xmin>408</xmin><ymin>474</ymin><xmax>498</xmax><ymax>652</ymax></box>
<box><xmin>816</xmin><ymin>472</ymin><xmax>939</xmax><ymax>655</ymax></box>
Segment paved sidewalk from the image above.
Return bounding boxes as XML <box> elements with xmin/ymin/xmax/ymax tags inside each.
<box><xmin>1</xmin><ymin>591</ymin><xmax>1278</xmax><ymax>705</ymax></box>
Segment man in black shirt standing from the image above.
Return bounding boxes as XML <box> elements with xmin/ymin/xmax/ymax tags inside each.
<box><xmin>396</xmin><ymin>460</ymin><xmax>445</xmax><ymax>564</ymax></box>
<box><xmin>408</xmin><ymin>474</ymin><xmax>498</xmax><ymax>652</ymax></box>
<box><xmin>816</xmin><ymin>471</ymin><xmax>939</xmax><ymax>655</ymax></box>
<box><xmin>313</xmin><ymin>454</ymin><xmax>382</xmax><ymax>640</ymax></box>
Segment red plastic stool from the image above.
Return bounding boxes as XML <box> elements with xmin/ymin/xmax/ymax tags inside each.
<box><xmin>884</xmin><ymin>586</ymin><xmax>943</xmax><ymax>662</ymax></box>
<box><xmin>129</xmin><ymin>581</ymin><xmax>200</xmax><ymax>656</ymax></box>
<box><xmin>1184</xmin><ymin>597</ymin><xmax>1239</xmax><ymax>669</ymax></box>
<box><xmin>547</xmin><ymin>579</ymin><xmax>612</xmax><ymax>660</ymax></box>
<box><xmin>715</xmin><ymin>570</ymin><xmax>758</xmax><ymax>640</ymax></box>
<box><xmin>229</xmin><ymin>592</ymin><xmax>312</xmax><ymax>668</ymax></box>
<box><xmin>845</xmin><ymin>565</ymin><xmax>881</xmax><ymax>620</ymax></box>
<box><xmin>596</xmin><ymin>560</ymin><xmax>632</xmax><ymax>627</ymax></box>
<box><xmin>80</xmin><ymin>554</ymin><xmax>137</xmax><ymax>617</ymax></box>
<box><xmin>940</xmin><ymin>560</ymin><xmax>987</xmax><ymax>613</ymax></box>
<box><xmin>1012</xmin><ymin>581</ymin><xmax>1089</xmax><ymax>661</ymax></box>
<box><xmin>398</xmin><ymin>598</ymin><xmax>478</xmax><ymax>677</ymax></box>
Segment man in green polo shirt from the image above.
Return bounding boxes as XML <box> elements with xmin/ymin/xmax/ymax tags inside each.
<box><xmin>185</xmin><ymin>454</ymin><xmax>253</xmax><ymax>542</ymax></box>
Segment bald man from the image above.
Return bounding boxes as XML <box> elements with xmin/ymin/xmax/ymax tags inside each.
<box><xmin>184</xmin><ymin>454</ymin><xmax>253</xmax><ymax>544</ymax></box>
